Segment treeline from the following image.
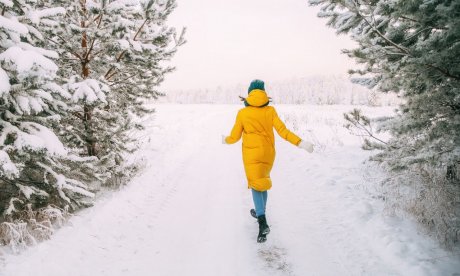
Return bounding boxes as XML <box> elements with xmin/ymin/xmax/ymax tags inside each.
<box><xmin>162</xmin><ymin>75</ymin><xmax>400</xmax><ymax>106</ymax></box>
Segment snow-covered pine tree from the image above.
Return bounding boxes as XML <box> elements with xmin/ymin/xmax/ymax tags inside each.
<box><xmin>0</xmin><ymin>0</ymin><xmax>97</xmax><ymax>221</ymax></box>
<box><xmin>39</xmin><ymin>0</ymin><xmax>185</xmax><ymax>183</ymax></box>
<box><xmin>309</xmin><ymin>0</ymin><xmax>460</xmax><ymax>245</ymax></box>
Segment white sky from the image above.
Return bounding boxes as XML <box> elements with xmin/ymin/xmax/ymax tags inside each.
<box><xmin>161</xmin><ymin>0</ymin><xmax>356</xmax><ymax>91</ymax></box>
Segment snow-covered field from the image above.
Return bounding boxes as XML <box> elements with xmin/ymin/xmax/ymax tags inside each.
<box><xmin>1</xmin><ymin>104</ymin><xmax>459</xmax><ymax>276</ymax></box>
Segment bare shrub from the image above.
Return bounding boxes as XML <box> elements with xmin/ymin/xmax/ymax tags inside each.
<box><xmin>406</xmin><ymin>166</ymin><xmax>460</xmax><ymax>248</ymax></box>
<box><xmin>0</xmin><ymin>205</ymin><xmax>69</xmax><ymax>253</ymax></box>
<box><xmin>0</xmin><ymin>221</ymin><xmax>35</xmax><ymax>252</ymax></box>
<box><xmin>345</xmin><ymin>109</ymin><xmax>460</xmax><ymax>247</ymax></box>
<box><xmin>381</xmin><ymin>164</ymin><xmax>460</xmax><ymax>248</ymax></box>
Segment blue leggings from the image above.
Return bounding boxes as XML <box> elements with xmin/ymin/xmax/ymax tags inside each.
<box><xmin>251</xmin><ymin>189</ymin><xmax>268</xmax><ymax>217</ymax></box>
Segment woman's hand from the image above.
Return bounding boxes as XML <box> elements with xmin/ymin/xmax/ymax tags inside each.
<box><xmin>298</xmin><ymin>140</ymin><xmax>314</xmax><ymax>153</ymax></box>
<box><xmin>222</xmin><ymin>135</ymin><xmax>227</xmax><ymax>144</ymax></box>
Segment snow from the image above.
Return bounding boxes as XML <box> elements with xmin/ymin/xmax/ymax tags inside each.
<box><xmin>117</xmin><ymin>39</ymin><xmax>131</xmax><ymax>50</ymax></box>
<box><xmin>21</xmin><ymin>122</ymin><xmax>68</xmax><ymax>156</ymax></box>
<box><xmin>0</xmin><ymin>150</ymin><xmax>19</xmax><ymax>179</ymax></box>
<box><xmin>16</xmin><ymin>95</ymin><xmax>41</xmax><ymax>114</ymax></box>
<box><xmin>16</xmin><ymin>184</ymin><xmax>36</xmax><ymax>200</ymax></box>
<box><xmin>0</xmin><ymin>46</ymin><xmax>58</xmax><ymax>77</ymax></box>
<box><xmin>0</xmin><ymin>16</ymin><xmax>28</xmax><ymax>35</ymax></box>
<box><xmin>0</xmin><ymin>0</ymin><xmax>12</xmax><ymax>7</ymax></box>
<box><xmin>130</xmin><ymin>39</ymin><xmax>143</xmax><ymax>51</ymax></box>
<box><xmin>37</xmin><ymin>162</ymin><xmax>94</xmax><ymax>203</ymax></box>
<box><xmin>37</xmin><ymin>162</ymin><xmax>95</xmax><ymax>202</ymax></box>
<box><xmin>85</xmin><ymin>0</ymin><xmax>100</xmax><ymax>11</ymax></box>
<box><xmin>107</xmin><ymin>0</ymin><xmax>139</xmax><ymax>13</ymax></box>
<box><xmin>3</xmin><ymin>198</ymin><xmax>22</xmax><ymax>217</ymax></box>
<box><xmin>27</xmin><ymin>7</ymin><xmax>66</xmax><ymax>25</ymax></box>
<box><xmin>2</xmin><ymin>122</ymin><xmax>68</xmax><ymax>156</ymax></box>
<box><xmin>16</xmin><ymin>184</ymin><xmax>49</xmax><ymax>199</ymax></box>
<box><xmin>17</xmin><ymin>42</ymin><xmax>60</xmax><ymax>60</ymax></box>
<box><xmin>0</xmin><ymin>67</ymin><xmax>10</xmax><ymax>96</ymax></box>
<box><xmin>68</xmin><ymin>78</ymin><xmax>109</xmax><ymax>104</ymax></box>
<box><xmin>1</xmin><ymin>104</ymin><xmax>459</xmax><ymax>275</ymax></box>
<box><xmin>42</xmin><ymin>83</ymin><xmax>71</xmax><ymax>99</ymax></box>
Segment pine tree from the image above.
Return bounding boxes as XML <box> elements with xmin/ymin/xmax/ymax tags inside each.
<box><xmin>39</xmin><ymin>0</ymin><xmax>185</xmax><ymax>183</ymax></box>
<box><xmin>309</xmin><ymin>0</ymin><xmax>460</xmax><ymax>245</ymax></box>
<box><xmin>309</xmin><ymin>0</ymin><xmax>459</xmax><ymax>172</ymax></box>
<box><xmin>0</xmin><ymin>0</ymin><xmax>96</xmax><ymax>219</ymax></box>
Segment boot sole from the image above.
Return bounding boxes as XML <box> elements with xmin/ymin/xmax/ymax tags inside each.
<box><xmin>257</xmin><ymin>238</ymin><xmax>267</xmax><ymax>243</ymax></box>
<box><xmin>257</xmin><ymin>235</ymin><xmax>267</xmax><ymax>243</ymax></box>
<box><xmin>262</xmin><ymin>228</ymin><xmax>270</xmax><ymax>235</ymax></box>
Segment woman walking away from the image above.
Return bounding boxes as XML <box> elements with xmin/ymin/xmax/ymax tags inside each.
<box><xmin>222</xmin><ymin>79</ymin><xmax>314</xmax><ymax>243</ymax></box>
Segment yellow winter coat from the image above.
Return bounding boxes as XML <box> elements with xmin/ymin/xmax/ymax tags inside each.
<box><xmin>225</xmin><ymin>89</ymin><xmax>301</xmax><ymax>191</ymax></box>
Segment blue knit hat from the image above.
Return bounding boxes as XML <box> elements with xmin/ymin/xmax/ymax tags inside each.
<box><xmin>248</xmin><ymin>79</ymin><xmax>265</xmax><ymax>94</ymax></box>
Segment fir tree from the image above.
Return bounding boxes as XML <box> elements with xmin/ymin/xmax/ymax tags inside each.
<box><xmin>309</xmin><ymin>0</ymin><xmax>460</xmax><ymax>245</ymax></box>
<box><xmin>309</xmin><ymin>0</ymin><xmax>459</xmax><ymax>172</ymax></box>
<box><xmin>39</xmin><ymin>0</ymin><xmax>185</xmax><ymax>182</ymax></box>
<box><xmin>0</xmin><ymin>0</ymin><xmax>96</xmax><ymax>219</ymax></box>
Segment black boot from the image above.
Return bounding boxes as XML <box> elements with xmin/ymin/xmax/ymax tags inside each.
<box><xmin>250</xmin><ymin>209</ymin><xmax>257</xmax><ymax>219</ymax></box>
<box><xmin>257</xmin><ymin>215</ymin><xmax>270</xmax><ymax>243</ymax></box>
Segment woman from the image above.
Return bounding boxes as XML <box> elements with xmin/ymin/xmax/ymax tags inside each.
<box><xmin>223</xmin><ymin>79</ymin><xmax>314</xmax><ymax>243</ymax></box>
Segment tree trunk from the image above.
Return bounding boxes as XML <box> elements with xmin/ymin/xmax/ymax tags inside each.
<box><xmin>80</xmin><ymin>0</ymin><xmax>96</xmax><ymax>156</ymax></box>
<box><xmin>83</xmin><ymin>105</ymin><xmax>96</xmax><ymax>156</ymax></box>
<box><xmin>446</xmin><ymin>163</ymin><xmax>459</xmax><ymax>183</ymax></box>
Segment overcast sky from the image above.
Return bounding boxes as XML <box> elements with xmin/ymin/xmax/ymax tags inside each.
<box><xmin>161</xmin><ymin>0</ymin><xmax>356</xmax><ymax>91</ymax></box>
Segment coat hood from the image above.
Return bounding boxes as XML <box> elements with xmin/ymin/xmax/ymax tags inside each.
<box><xmin>245</xmin><ymin>89</ymin><xmax>269</xmax><ymax>107</ymax></box>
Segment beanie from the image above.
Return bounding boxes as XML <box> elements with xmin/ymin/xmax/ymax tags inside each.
<box><xmin>248</xmin><ymin>79</ymin><xmax>265</xmax><ymax>94</ymax></box>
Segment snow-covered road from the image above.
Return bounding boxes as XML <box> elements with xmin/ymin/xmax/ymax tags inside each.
<box><xmin>2</xmin><ymin>105</ymin><xmax>459</xmax><ymax>276</ymax></box>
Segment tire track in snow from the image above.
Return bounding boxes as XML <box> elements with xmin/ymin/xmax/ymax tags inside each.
<box><xmin>0</xmin><ymin>106</ymin><xmax>228</xmax><ymax>276</ymax></box>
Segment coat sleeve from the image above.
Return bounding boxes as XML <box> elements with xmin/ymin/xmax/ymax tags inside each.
<box><xmin>272</xmin><ymin>108</ymin><xmax>302</xmax><ymax>146</ymax></box>
<box><xmin>225</xmin><ymin>111</ymin><xmax>243</xmax><ymax>144</ymax></box>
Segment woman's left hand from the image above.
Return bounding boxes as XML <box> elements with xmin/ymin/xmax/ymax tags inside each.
<box><xmin>298</xmin><ymin>140</ymin><xmax>314</xmax><ymax>153</ymax></box>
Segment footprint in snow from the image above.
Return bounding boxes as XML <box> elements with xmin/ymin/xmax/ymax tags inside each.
<box><xmin>258</xmin><ymin>245</ymin><xmax>294</xmax><ymax>275</ymax></box>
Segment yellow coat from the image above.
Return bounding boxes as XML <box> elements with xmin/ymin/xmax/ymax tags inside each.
<box><xmin>225</xmin><ymin>89</ymin><xmax>301</xmax><ymax>191</ymax></box>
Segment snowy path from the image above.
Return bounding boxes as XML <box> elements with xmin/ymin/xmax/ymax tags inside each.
<box><xmin>2</xmin><ymin>105</ymin><xmax>459</xmax><ymax>276</ymax></box>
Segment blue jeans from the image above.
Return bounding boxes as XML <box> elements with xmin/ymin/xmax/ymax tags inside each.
<box><xmin>251</xmin><ymin>189</ymin><xmax>268</xmax><ymax>217</ymax></box>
